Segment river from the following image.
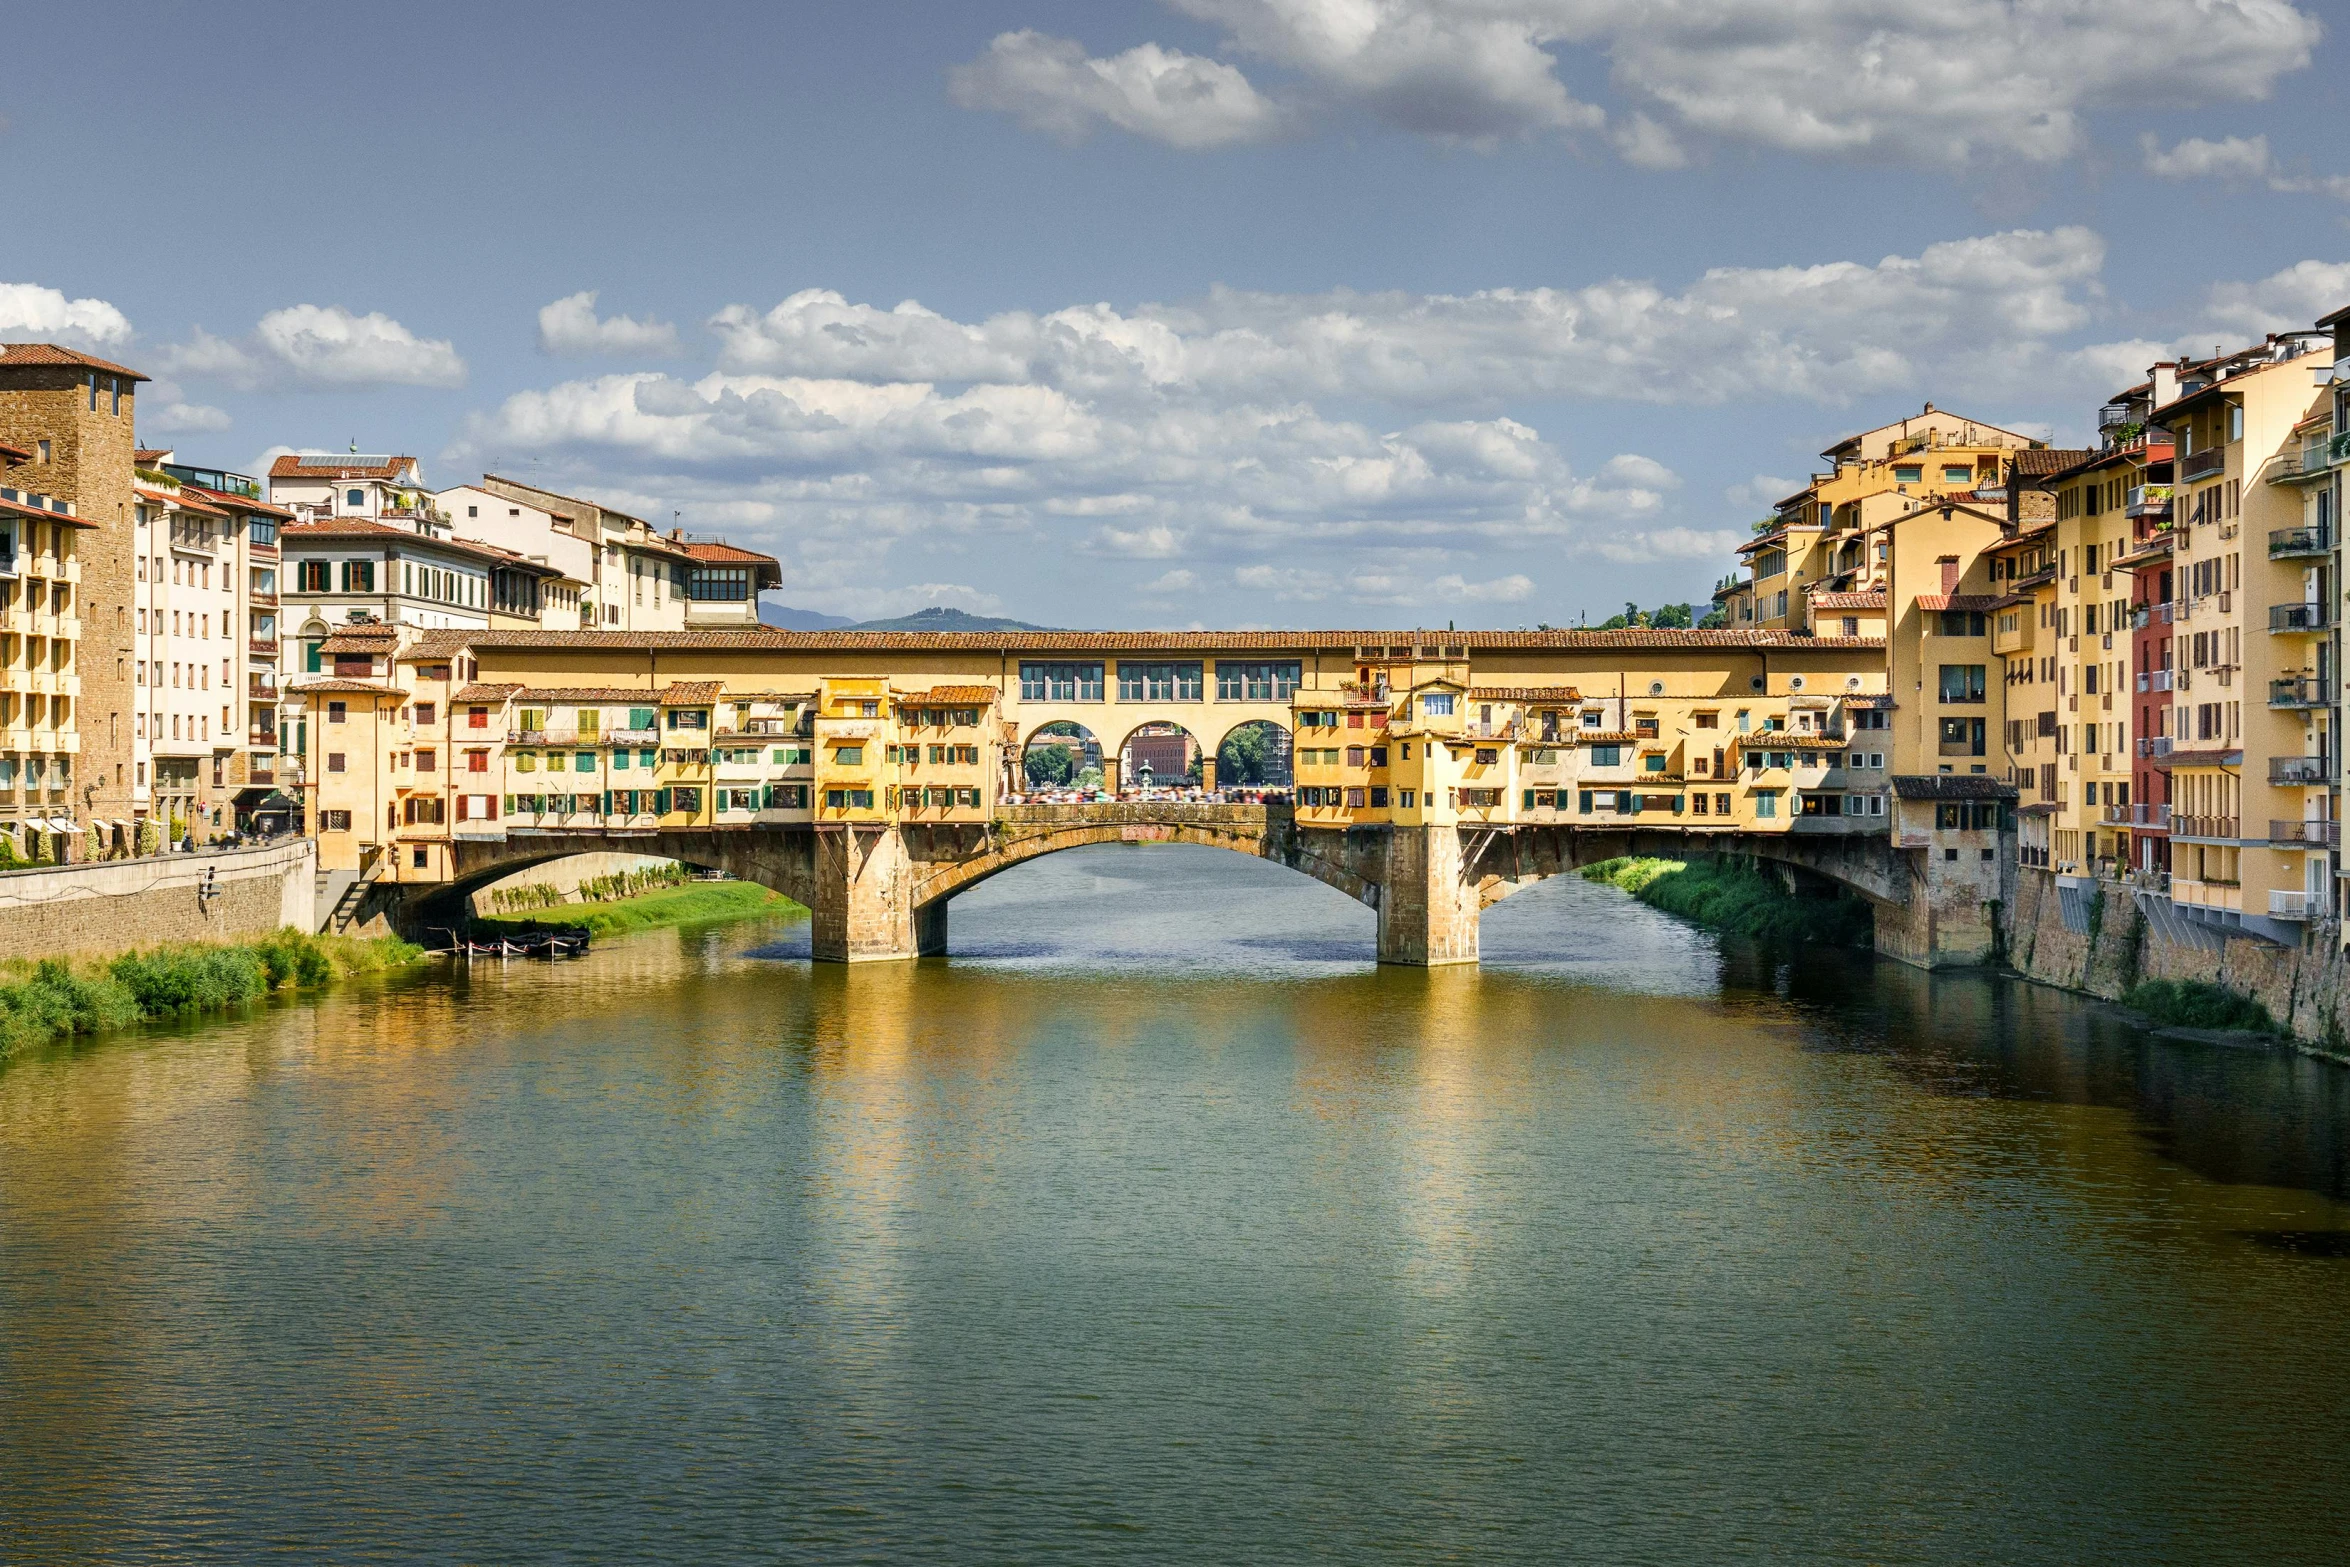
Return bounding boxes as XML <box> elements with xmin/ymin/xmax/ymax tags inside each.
<box><xmin>4</xmin><ymin>845</ymin><xmax>2350</xmax><ymax>1563</ymax></box>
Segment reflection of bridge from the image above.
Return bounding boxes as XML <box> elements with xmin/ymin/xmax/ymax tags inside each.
<box><xmin>424</xmin><ymin>802</ymin><xmax>1951</xmax><ymax>966</ymax></box>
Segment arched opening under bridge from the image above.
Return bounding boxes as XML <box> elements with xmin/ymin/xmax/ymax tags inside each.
<box><xmin>1021</xmin><ymin>722</ymin><xmax>1102</xmax><ymax>794</ymax></box>
<box><xmin>1215</xmin><ymin>719</ymin><xmax>1292</xmax><ymax>791</ymax></box>
<box><xmin>1117</xmin><ymin>722</ymin><xmax>1202</xmax><ymax>794</ymax></box>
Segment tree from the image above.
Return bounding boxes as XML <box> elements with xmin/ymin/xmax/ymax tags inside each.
<box><xmin>1219</xmin><ymin>723</ymin><xmax>1275</xmax><ymax>785</ymax></box>
<box><xmin>1024</xmin><ymin>744</ymin><xmax>1074</xmax><ymax>787</ymax></box>
<box><xmin>1650</xmin><ymin>602</ymin><xmax>1693</xmax><ymax>629</ymax></box>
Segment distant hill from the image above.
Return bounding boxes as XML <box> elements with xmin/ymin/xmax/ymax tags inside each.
<box><xmin>850</xmin><ymin>606</ymin><xmax>1058</xmax><ymax>633</ymax></box>
<box><xmin>759</xmin><ymin>599</ymin><xmax>1058</xmax><ymax>633</ymax></box>
<box><xmin>756</xmin><ymin>600</ymin><xmax>857</xmax><ymax>630</ymax></box>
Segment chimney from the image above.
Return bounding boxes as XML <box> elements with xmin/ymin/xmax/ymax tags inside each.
<box><xmin>1940</xmin><ymin>557</ymin><xmax>1960</xmax><ymax>595</ymax></box>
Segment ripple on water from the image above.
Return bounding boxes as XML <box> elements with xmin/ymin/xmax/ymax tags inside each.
<box><xmin>4</xmin><ymin>844</ymin><xmax>2350</xmax><ymax>1565</ymax></box>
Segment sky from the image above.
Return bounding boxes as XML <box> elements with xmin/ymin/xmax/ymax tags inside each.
<box><xmin>4</xmin><ymin>0</ymin><xmax>2347</xmax><ymax>629</ymax></box>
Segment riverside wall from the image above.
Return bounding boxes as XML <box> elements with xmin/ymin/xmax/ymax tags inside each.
<box><xmin>0</xmin><ymin>839</ymin><xmax>317</xmax><ymax>963</ymax></box>
<box><xmin>2005</xmin><ymin>865</ymin><xmax>2350</xmax><ymax>1054</ymax></box>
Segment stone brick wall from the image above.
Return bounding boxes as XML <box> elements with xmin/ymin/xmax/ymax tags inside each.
<box><xmin>2006</xmin><ymin>865</ymin><xmax>2350</xmax><ymax>1056</ymax></box>
<box><xmin>0</xmin><ymin>838</ymin><xmax>315</xmax><ymax>962</ymax></box>
<box><xmin>0</xmin><ymin>360</ymin><xmax>139</xmax><ymax>825</ymax></box>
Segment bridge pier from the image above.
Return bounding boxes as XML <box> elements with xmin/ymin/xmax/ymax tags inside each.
<box><xmin>810</xmin><ymin>826</ymin><xmax>929</xmax><ymax>962</ymax></box>
<box><xmin>1374</xmin><ymin>826</ymin><xmax>1480</xmax><ymax>966</ymax></box>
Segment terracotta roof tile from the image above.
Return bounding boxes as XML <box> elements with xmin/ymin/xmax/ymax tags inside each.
<box><xmin>661</xmin><ymin>681</ymin><xmax>724</xmax><ymax>704</ymax></box>
<box><xmin>513</xmin><ymin>687</ymin><xmax>669</xmax><ymax>704</ymax></box>
<box><xmin>891</xmin><ymin>685</ymin><xmax>1001</xmax><ymax>704</ymax></box>
<box><xmin>0</xmin><ymin>496</ymin><xmax>96</xmax><ymax>527</ymax></box>
<box><xmin>182</xmin><ymin>485</ymin><xmax>296</xmax><ymax>520</ymax></box>
<box><xmin>1809</xmin><ymin>591</ymin><xmax>1886</xmax><ymax>610</ymax></box>
<box><xmin>681</xmin><ymin>540</ymin><xmax>780</xmax><ymax>566</ymax></box>
<box><xmin>0</xmin><ymin>343</ymin><xmax>150</xmax><ymax>380</ymax></box>
<box><xmin>136</xmin><ymin>485</ymin><xmax>230</xmax><ymax>518</ymax></box>
<box><xmin>1891</xmin><ymin>775</ymin><xmax>2017</xmax><ymax>800</ymax></box>
<box><xmin>453</xmin><ymin>683</ymin><xmax>526</xmax><ymax>703</ymax></box>
<box><xmin>268</xmin><ymin>455</ymin><xmax>415</xmax><ymax>480</ymax></box>
<box><xmin>1467</xmin><ymin>687</ymin><xmax>1584</xmax><ymax>703</ymax></box>
<box><xmin>1916</xmin><ymin>594</ymin><xmax>2002</xmax><ymax>612</ymax></box>
<box><xmin>290</xmin><ymin>677</ymin><xmax>401</xmax><ymax>697</ymax></box>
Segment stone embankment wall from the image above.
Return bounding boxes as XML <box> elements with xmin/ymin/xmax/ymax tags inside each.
<box><xmin>465</xmin><ymin>852</ymin><xmax>675</xmax><ymax>916</ymax></box>
<box><xmin>2005</xmin><ymin>866</ymin><xmax>2350</xmax><ymax>1053</ymax></box>
<box><xmin>0</xmin><ymin>839</ymin><xmax>317</xmax><ymax>962</ymax></box>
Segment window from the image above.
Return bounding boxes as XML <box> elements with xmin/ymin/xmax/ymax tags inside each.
<box><xmin>834</xmin><ymin>745</ymin><xmax>864</xmax><ymax>765</ymax></box>
<box><xmin>326</xmin><ymin>753</ymin><xmax>347</xmax><ymax>774</ymax></box>
<box><xmin>1214</xmin><ymin>661</ymin><xmax>1301</xmax><ymax>701</ymax></box>
<box><xmin>1369</xmin><ymin>787</ymin><xmax>1389</xmax><ymax>807</ymax></box>
<box><xmin>1938</xmin><ymin>611</ymin><xmax>1986</xmax><ymax>637</ymax></box>
<box><xmin>346</xmin><ymin>488</ymin><xmax>365</xmax><ymax>509</ymax></box>
<box><xmin>1754</xmin><ymin>791</ymin><xmax>1779</xmax><ymax>818</ymax></box>
<box><xmin>1368</xmin><ymin>747</ymin><xmax>1387</xmax><ymax>767</ymax></box>
<box><xmin>1420</xmin><ymin>692</ymin><xmax>1455</xmax><ymax>717</ymax></box>
<box><xmin>296</xmin><ymin>561</ymin><xmax>332</xmax><ymax>592</ymax></box>
<box><xmin>466</xmin><ymin>750</ymin><xmax>489</xmax><ymax>773</ymax></box>
<box><xmin>1644</xmin><ymin>755</ymin><xmax>1666</xmax><ymax>772</ymax></box>
<box><xmin>320</xmin><ymin>810</ymin><xmax>351</xmax><ymax>831</ymax></box>
<box><xmin>1938</xmin><ymin>665</ymin><xmax>1986</xmax><ymax>703</ymax></box>
<box><xmin>667</xmin><ymin>709</ymin><xmax>708</xmax><ymax>730</ymax></box>
<box><xmin>1591</xmin><ymin>745</ymin><xmax>1621</xmax><ymax>766</ymax></box>
<box><xmin>327</xmin><ymin>700</ymin><xmax>347</xmax><ymax>724</ymax></box>
<box><xmin>1474</xmin><ymin>748</ymin><xmax>1498</xmax><ymax>765</ymax></box>
<box><xmin>1938</xmin><ymin>717</ymin><xmax>1987</xmax><ymax>756</ymax></box>
<box><xmin>687</xmin><ymin>566</ymin><xmax>753</xmax><ymax>601</ymax></box>
<box><xmin>1021</xmin><ymin>662</ymin><xmax>1106</xmax><ymax>702</ymax></box>
<box><xmin>339</xmin><ymin>560</ymin><xmax>375</xmax><ymax>593</ymax></box>
<box><xmin>1894</xmin><ymin>465</ymin><xmax>1922</xmax><ymax>484</ymax></box>
<box><xmin>1116</xmin><ymin>661</ymin><xmax>1203</xmax><ymax>701</ymax></box>
<box><xmin>515</xmin><ymin>751</ymin><xmax>538</xmax><ymax>773</ymax></box>
<box><xmin>416</xmin><ymin>748</ymin><xmax>437</xmax><ymax>772</ymax></box>
<box><xmin>1943</xmin><ymin>465</ymin><xmax>1970</xmax><ymax>483</ymax></box>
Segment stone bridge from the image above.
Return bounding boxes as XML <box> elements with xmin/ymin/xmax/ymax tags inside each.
<box><xmin>415</xmin><ymin>802</ymin><xmax>1980</xmax><ymax>966</ymax></box>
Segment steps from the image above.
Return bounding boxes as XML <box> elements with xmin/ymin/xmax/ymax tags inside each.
<box><xmin>315</xmin><ymin>867</ymin><xmax>368</xmax><ymax>934</ymax></box>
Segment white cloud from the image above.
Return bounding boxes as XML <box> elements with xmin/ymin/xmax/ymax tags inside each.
<box><xmin>142</xmin><ymin>377</ymin><xmax>230</xmax><ymax>434</ymax></box>
<box><xmin>2142</xmin><ymin>131</ymin><xmax>2350</xmax><ymax>198</ymax></box>
<box><xmin>538</xmin><ymin>291</ymin><xmax>682</xmax><ymax>358</ymax></box>
<box><xmin>1596</xmin><ymin>526</ymin><xmax>1748</xmax><ymax>564</ymax></box>
<box><xmin>2201</xmin><ymin>260</ymin><xmax>2350</xmax><ymax>338</ymax></box>
<box><xmin>958</xmin><ymin>2</ymin><xmax>2321</xmax><ymax>169</ymax></box>
<box><xmin>456</xmin><ymin>229</ymin><xmax>2232</xmax><ymax>622</ymax></box>
<box><xmin>701</xmin><ymin>229</ymin><xmax>2113</xmax><ymax>411</ymax></box>
<box><xmin>1142</xmin><ymin>568</ymin><xmax>1198</xmax><ymax>593</ymax></box>
<box><xmin>1723</xmin><ymin>473</ymin><xmax>1801</xmax><ymax>509</ymax></box>
<box><xmin>0</xmin><ymin>282</ymin><xmax>132</xmax><ymax>347</ymax></box>
<box><xmin>949</xmin><ymin>30</ymin><xmax>1281</xmax><ymax>148</ymax></box>
<box><xmin>162</xmin><ymin>305</ymin><xmax>465</xmax><ymax>390</ymax></box>
<box><xmin>1085</xmin><ymin>523</ymin><xmax>1186</xmax><ymax>557</ymax></box>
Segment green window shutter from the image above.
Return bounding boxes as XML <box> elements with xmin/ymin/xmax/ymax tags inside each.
<box><xmin>630</xmin><ymin>708</ymin><xmax>655</xmax><ymax>730</ymax></box>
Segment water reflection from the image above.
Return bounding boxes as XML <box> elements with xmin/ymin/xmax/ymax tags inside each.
<box><xmin>2</xmin><ymin>845</ymin><xmax>2349</xmax><ymax>1562</ymax></box>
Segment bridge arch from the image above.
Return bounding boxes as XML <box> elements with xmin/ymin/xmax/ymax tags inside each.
<box><xmin>1113</xmin><ymin>720</ymin><xmax>1202</xmax><ymax>791</ymax></box>
<box><xmin>910</xmin><ymin>812</ymin><xmax>1378</xmax><ymax>913</ymax></box>
<box><xmin>1212</xmin><ymin>718</ymin><xmax>1293</xmax><ymax>788</ymax></box>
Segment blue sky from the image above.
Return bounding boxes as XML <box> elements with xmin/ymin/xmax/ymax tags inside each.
<box><xmin>5</xmin><ymin>0</ymin><xmax>2346</xmax><ymax>627</ymax></box>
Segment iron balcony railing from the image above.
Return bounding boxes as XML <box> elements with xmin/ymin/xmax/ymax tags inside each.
<box><xmin>2137</xmin><ymin>669</ymin><xmax>2175</xmax><ymax>693</ymax></box>
<box><xmin>2136</xmin><ymin>736</ymin><xmax>2175</xmax><ymax>758</ymax></box>
<box><xmin>2179</xmin><ymin>445</ymin><xmax>2228</xmax><ymax>480</ymax></box>
<box><xmin>2271</xmin><ymin>755</ymin><xmax>2329</xmax><ymax>785</ymax></box>
<box><xmin>2173</xmin><ymin>814</ymin><xmax>2240</xmax><ymax>840</ymax></box>
<box><xmin>2270</xmin><ymin>676</ymin><xmax>2331</xmax><ymax>708</ymax></box>
<box><xmin>2270</xmin><ymin>602</ymin><xmax>2330</xmax><ymax>633</ymax></box>
<box><xmin>2270</xmin><ymin>525</ymin><xmax>2330</xmax><ymax>558</ymax></box>
<box><xmin>2270</xmin><ymin>819</ymin><xmax>2341</xmax><ymax>847</ymax></box>
<box><xmin>2131</xmin><ymin>803</ymin><xmax>2172</xmax><ymax>829</ymax></box>
<box><xmin>2269</xmin><ymin>890</ymin><xmax>2314</xmax><ymax>920</ymax></box>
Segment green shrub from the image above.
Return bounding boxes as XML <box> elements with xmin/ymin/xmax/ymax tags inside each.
<box><xmin>2123</xmin><ymin>978</ymin><xmax>2277</xmax><ymax>1034</ymax></box>
<box><xmin>1582</xmin><ymin>855</ymin><xmax>1875</xmax><ymax>946</ymax></box>
<box><xmin>0</xmin><ymin>928</ymin><xmax>422</xmax><ymax>1064</ymax></box>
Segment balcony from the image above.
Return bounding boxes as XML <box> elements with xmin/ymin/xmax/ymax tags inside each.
<box><xmin>2271</xmin><ymin>755</ymin><xmax>2329</xmax><ymax>785</ymax></box>
<box><xmin>2138</xmin><ymin>669</ymin><xmax>2175</xmax><ymax>693</ymax></box>
<box><xmin>2137</xmin><ymin>736</ymin><xmax>2174</xmax><ymax>758</ymax></box>
<box><xmin>2270</xmin><ymin>676</ymin><xmax>2330</xmax><ymax>708</ymax></box>
<box><xmin>246</xmin><ymin>728</ymin><xmax>278</xmax><ymax>749</ymax></box>
<box><xmin>2270</xmin><ymin>819</ymin><xmax>2340</xmax><ymax>847</ymax></box>
<box><xmin>2265</xmin><ymin>434</ymin><xmax>2342</xmax><ymax>486</ymax></box>
<box><xmin>2174</xmin><ymin>814</ymin><xmax>2241</xmax><ymax>840</ymax></box>
<box><xmin>248</xmin><ymin>637</ymin><xmax>278</xmax><ymax>657</ymax></box>
<box><xmin>2269</xmin><ymin>890</ymin><xmax>2314</xmax><ymax>921</ymax></box>
<box><xmin>2179</xmin><ymin>445</ymin><xmax>2229</xmax><ymax>481</ymax></box>
<box><xmin>2126</xmin><ymin>484</ymin><xmax>2173</xmax><ymax>519</ymax></box>
<box><xmin>2130</xmin><ymin>803</ymin><xmax>2172</xmax><ymax>830</ymax></box>
<box><xmin>2270</xmin><ymin>602</ymin><xmax>2330</xmax><ymax>634</ymax></box>
<box><xmin>247</xmin><ymin>676</ymin><xmax>278</xmax><ymax>701</ymax></box>
<box><xmin>2269</xmin><ymin>525</ymin><xmax>2330</xmax><ymax>559</ymax></box>
<box><xmin>606</xmin><ymin>726</ymin><xmax>661</xmax><ymax>744</ymax></box>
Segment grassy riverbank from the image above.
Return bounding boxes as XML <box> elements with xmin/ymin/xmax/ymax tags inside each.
<box><xmin>1581</xmin><ymin>855</ymin><xmax>1875</xmax><ymax>946</ymax></box>
<box><xmin>473</xmin><ymin>879</ymin><xmax>797</xmax><ymax>938</ymax></box>
<box><xmin>0</xmin><ymin>930</ymin><xmax>423</xmax><ymax>1063</ymax></box>
<box><xmin>2122</xmin><ymin>977</ymin><xmax>2279</xmax><ymax>1035</ymax></box>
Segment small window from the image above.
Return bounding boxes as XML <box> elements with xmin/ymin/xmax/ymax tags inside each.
<box><xmin>1421</xmin><ymin>693</ymin><xmax>1455</xmax><ymax>716</ymax></box>
<box><xmin>1894</xmin><ymin>465</ymin><xmax>1922</xmax><ymax>484</ymax></box>
<box><xmin>346</xmin><ymin>488</ymin><xmax>365</xmax><ymax>509</ymax></box>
